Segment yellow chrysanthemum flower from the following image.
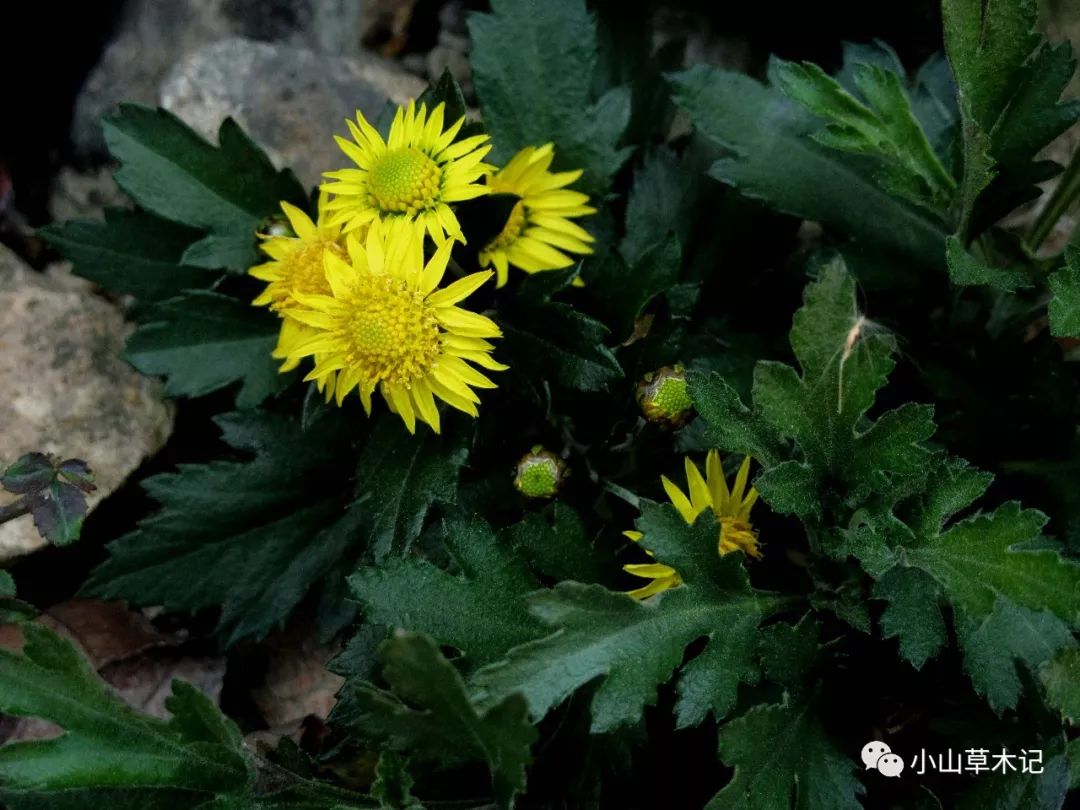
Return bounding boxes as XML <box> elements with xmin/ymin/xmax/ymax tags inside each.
<box><xmin>320</xmin><ymin>100</ymin><xmax>492</xmax><ymax>246</ymax></box>
<box><xmin>249</xmin><ymin>199</ymin><xmax>350</xmax><ymax>399</ymax></box>
<box><xmin>479</xmin><ymin>144</ymin><xmax>595</xmax><ymax>288</ymax></box>
<box><xmin>282</xmin><ymin>221</ymin><xmax>506</xmax><ymax>433</ymax></box>
<box><xmin>624</xmin><ymin>451</ymin><xmax>761</xmax><ymax>599</ymax></box>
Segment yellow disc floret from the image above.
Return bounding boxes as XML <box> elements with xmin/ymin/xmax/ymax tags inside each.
<box><xmin>341</xmin><ymin>274</ymin><xmax>441</xmax><ymax>387</ymax></box>
<box><xmin>282</xmin><ymin>221</ymin><xmax>507</xmax><ymax>434</ymax></box>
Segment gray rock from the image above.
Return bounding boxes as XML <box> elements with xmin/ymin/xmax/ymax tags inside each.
<box><xmin>159</xmin><ymin>37</ymin><xmax>426</xmax><ymax>188</ymax></box>
<box><xmin>0</xmin><ymin>247</ymin><xmax>173</xmax><ymax>561</ymax></box>
<box><xmin>72</xmin><ymin>0</ymin><xmax>235</xmax><ymax>157</ymax></box>
<box><xmin>48</xmin><ymin>166</ymin><xmax>127</xmax><ymax>223</ymax></box>
<box><xmin>72</xmin><ymin>0</ymin><xmax>395</xmax><ymax>158</ymax></box>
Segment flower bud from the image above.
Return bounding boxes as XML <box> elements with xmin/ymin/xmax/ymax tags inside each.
<box><xmin>513</xmin><ymin>446</ymin><xmax>567</xmax><ymax>499</ymax></box>
<box><xmin>636</xmin><ymin>365</ymin><xmax>694</xmax><ymax>428</ymax></box>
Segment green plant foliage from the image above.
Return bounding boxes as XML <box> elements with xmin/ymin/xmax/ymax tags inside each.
<box><xmin>710</xmin><ymin>691</ymin><xmax>864</xmax><ymax>810</ymax></box>
<box><xmin>39</xmin><ymin>209</ymin><xmax>213</xmax><ymax>304</ymax></box>
<box><xmin>689</xmin><ymin>260</ymin><xmax>936</xmax><ymax>516</ymax></box>
<box><xmin>13</xmin><ymin>0</ymin><xmax>1080</xmax><ymax>806</ymax></box>
<box><xmin>103</xmin><ymin>105</ymin><xmax>307</xmax><ymax>271</ymax></box>
<box><xmin>474</xmin><ymin>504</ymin><xmax>771</xmax><ymax>732</ymax></box>
<box><xmin>350</xmin><ymin>517</ymin><xmax>545</xmax><ymax>669</ymax></box>
<box><xmin>338</xmin><ymin>632</ymin><xmax>537</xmax><ymax>809</ymax></box>
<box><xmin>124</xmin><ymin>291</ymin><xmax>287</xmax><ymax>408</ymax></box>
<box><xmin>1049</xmin><ymin>247</ymin><xmax>1080</xmax><ymax>338</ymax></box>
<box><xmin>0</xmin><ymin>624</ymin><xmax>251</xmax><ymax>809</ymax></box>
<box><xmin>669</xmin><ymin>64</ymin><xmax>949</xmax><ymax>268</ymax></box>
<box><xmin>469</xmin><ymin>0</ymin><xmax>631</xmax><ymax>192</ymax></box>
<box><xmin>84</xmin><ymin>410</ymin><xmax>364</xmax><ymax>646</ymax></box>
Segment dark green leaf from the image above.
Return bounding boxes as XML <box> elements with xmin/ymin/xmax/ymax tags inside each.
<box><xmin>774</xmin><ymin>59</ymin><xmax>956</xmax><ymax>212</ymax></box>
<box><xmin>473</xmin><ymin>504</ymin><xmax>768</xmax><ymax>732</ymax></box>
<box><xmin>1041</xmin><ymin>646</ymin><xmax>1080</xmax><ymax>723</ymax></box>
<box><xmin>125</xmin><ymin>290</ymin><xmax>288</xmax><ymax>408</ymax></box>
<box><xmin>708</xmin><ymin>691</ymin><xmax>864</xmax><ymax>810</ymax></box>
<box><xmin>39</xmin><ymin>209</ymin><xmax>213</xmax><ymax>304</ymax></box>
<box><xmin>353</xmin><ymin>417</ymin><xmax>469</xmax><ymax>560</ymax></box>
<box><xmin>103</xmin><ymin>106</ymin><xmax>306</xmax><ymax>271</ymax></box>
<box><xmin>1048</xmin><ymin>247</ymin><xmax>1080</xmax><ymax>338</ymax></box>
<box><xmin>503</xmin><ymin>502</ymin><xmax>615</xmax><ymax>585</ymax></box>
<box><xmin>959</xmin><ymin>599</ymin><xmax>1076</xmax><ymax>711</ymax></box>
<box><xmin>593</xmin><ymin>236</ymin><xmax>681</xmax><ymax>339</ymax></box>
<box><xmin>0</xmin><ymin>625</ymin><xmax>250</xmax><ymax>808</ymax></box>
<box><xmin>469</xmin><ymin>0</ymin><xmax>631</xmax><ymax>193</ymax></box>
<box><xmin>945</xmin><ymin>235</ymin><xmax>1029</xmax><ymax>292</ymax></box>
<box><xmin>344</xmin><ymin>632</ymin><xmax>537</xmax><ymax>809</ymax></box>
<box><xmin>670</xmin><ymin>64</ymin><xmax>948</xmax><ymax>268</ymax></box>
<box><xmin>758</xmin><ymin>614</ymin><xmax>820</xmax><ymax>690</ymax></box>
<box><xmin>350</xmin><ymin>516</ymin><xmax>545</xmax><ymax>669</ymax></box>
<box><xmin>84</xmin><ymin>410</ymin><xmax>360</xmax><ymax>646</ymax></box>
<box><xmin>500</xmin><ymin>302</ymin><xmax>622</xmax><ymax>391</ymax></box>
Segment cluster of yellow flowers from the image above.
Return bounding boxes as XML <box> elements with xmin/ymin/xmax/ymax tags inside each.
<box><xmin>247</xmin><ymin>99</ymin><xmax>763</xmax><ymax>601</ymax></box>
<box><xmin>249</xmin><ymin>100</ymin><xmax>595</xmax><ymax>434</ymax></box>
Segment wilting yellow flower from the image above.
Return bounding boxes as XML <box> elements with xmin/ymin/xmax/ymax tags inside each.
<box><xmin>479</xmin><ymin>144</ymin><xmax>595</xmax><ymax>287</ymax></box>
<box><xmin>282</xmin><ymin>221</ymin><xmax>506</xmax><ymax>433</ymax></box>
<box><xmin>320</xmin><ymin>101</ymin><xmax>492</xmax><ymax>246</ymax></box>
<box><xmin>249</xmin><ymin>199</ymin><xmax>349</xmax><ymax>399</ymax></box>
<box><xmin>624</xmin><ymin>451</ymin><xmax>761</xmax><ymax>599</ymax></box>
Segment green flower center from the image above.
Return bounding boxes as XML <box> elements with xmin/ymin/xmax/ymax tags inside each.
<box><xmin>516</xmin><ymin>460</ymin><xmax>559</xmax><ymax>498</ymax></box>
<box><xmin>343</xmin><ymin>274</ymin><xmax>441</xmax><ymax>386</ymax></box>
<box><xmin>651</xmin><ymin>376</ymin><xmax>692</xmax><ymax>416</ymax></box>
<box><xmin>368</xmin><ymin>147</ymin><xmax>443</xmax><ymax>215</ymax></box>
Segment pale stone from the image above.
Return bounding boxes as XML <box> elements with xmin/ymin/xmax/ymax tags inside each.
<box><xmin>0</xmin><ymin>247</ymin><xmax>173</xmax><ymax>560</ymax></box>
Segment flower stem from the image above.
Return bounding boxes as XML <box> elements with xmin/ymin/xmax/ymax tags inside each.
<box><xmin>1028</xmin><ymin>147</ymin><xmax>1080</xmax><ymax>253</ymax></box>
<box><xmin>0</xmin><ymin>497</ymin><xmax>32</xmax><ymax>525</ymax></box>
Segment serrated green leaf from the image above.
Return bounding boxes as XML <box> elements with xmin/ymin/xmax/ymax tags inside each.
<box><xmin>473</xmin><ymin>504</ymin><xmax>768</xmax><ymax>732</ymax></box>
<box><xmin>343</xmin><ymin>632</ymin><xmax>537</xmax><ymax>809</ymax></box>
<box><xmin>694</xmin><ymin>260</ymin><xmax>934</xmax><ymax>514</ymax></box>
<box><xmin>758</xmin><ymin>613</ymin><xmax>821</xmax><ymax>690</ymax></box>
<box><xmin>85</xmin><ymin>410</ymin><xmax>361</xmax><ymax>646</ymax></box>
<box><xmin>499</xmin><ymin>301</ymin><xmax>622</xmax><ymax>391</ymax></box>
<box><xmin>353</xmin><ymin>417</ymin><xmax>469</xmax><ymax>561</ymax></box>
<box><xmin>943</xmin><ymin>0</ymin><xmax>1080</xmax><ymax>237</ymax></box>
<box><xmin>503</xmin><ymin>502</ymin><xmax>615</xmax><ymax>586</ymax></box>
<box><xmin>350</xmin><ymin>516</ymin><xmax>544</xmax><ymax>669</ymax></box>
<box><xmin>773</xmin><ymin>59</ymin><xmax>956</xmax><ymax>213</ymax></box>
<box><xmin>960</xmin><ymin>599</ymin><xmax>1076</xmax><ymax>712</ymax></box>
<box><xmin>1048</xmin><ymin>247</ymin><xmax>1080</xmax><ymax>338</ymax></box>
<box><xmin>103</xmin><ymin>106</ymin><xmax>306</xmax><ymax>271</ymax></box>
<box><xmin>39</xmin><ymin>209</ymin><xmax>213</xmax><ymax>304</ymax></box>
<box><xmin>594</xmin><ymin>235</ymin><xmax>681</xmax><ymax>339</ymax></box>
<box><xmin>945</xmin><ymin>235</ymin><xmax>1029</xmax><ymax>291</ymax></box>
<box><xmin>1041</xmin><ymin>646</ymin><xmax>1080</xmax><ymax>723</ymax></box>
<box><xmin>469</xmin><ymin>0</ymin><xmax>630</xmax><ymax>193</ymax></box>
<box><xmin>873</xmin><ymin>566</ymin><xmax>947</xmax><ymax>669</ymax></box>
<box><xmin>864</xmin><ymin>456</ymin><xmax>1080</xmax><ymax>706</ymax></box>
<box><xmin>708</xmin><ymin>691</ymin><xmax>864</xmax><ymax>810</ymax></box>
<box><xmin>0</xmin><ymin>625</ymin><xmax>250</xmax><ymax>808</ymax></box>
<box><xmin>687</xmin><ymin>372</ymin><xmax>786</xmax><ymax>468</ymax></box>
<box><xmin>669</xmin><ymin>64</ymin><xmax>948</xmax><ymax>268</ymax></box>
<box><xmin>125</xmin><ymin>290</ymin><xmax>288</xmax><ymax>408</ymax></box>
